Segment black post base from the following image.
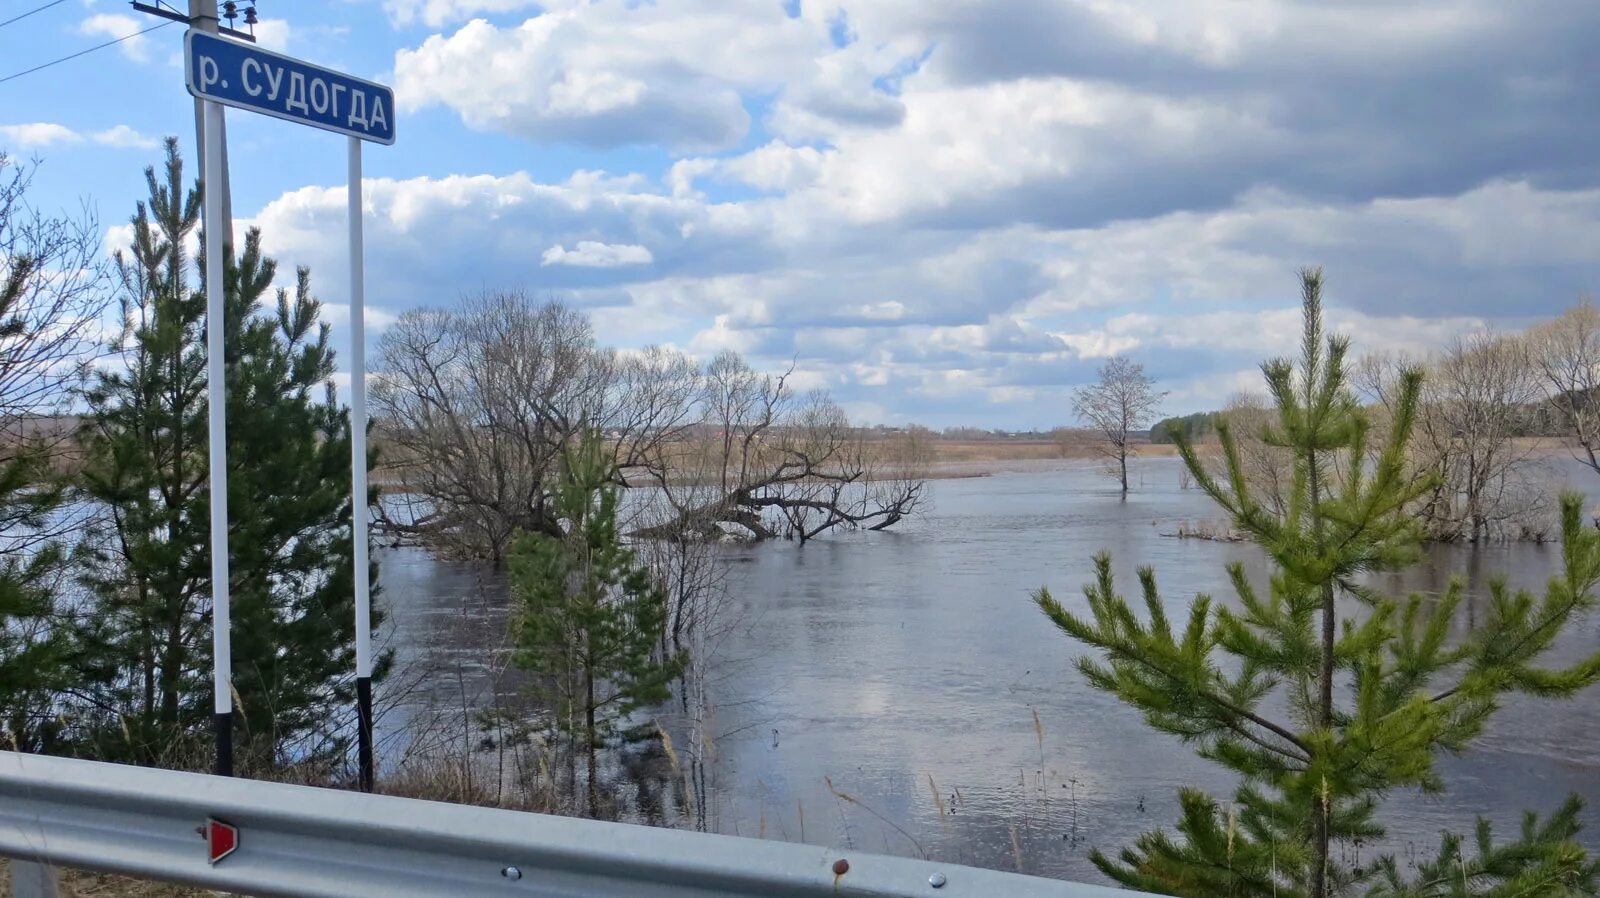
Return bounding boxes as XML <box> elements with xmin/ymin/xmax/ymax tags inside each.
<box><xmin>215</xmin><ymin>710</ymin><xmax>233</xmax><ymax>777</ymax></box>
<box><xmin>357</xmin><ymin>676</ymin><xmax>374</xmax><ymax>792</ymax></box>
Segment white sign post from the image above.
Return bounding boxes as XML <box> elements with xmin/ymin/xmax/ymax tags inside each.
<box><xmin>347</xmin><ymin>135</ymin><xmax>374</xmax><ymax>792</ymax></box>
<box><xmin>203</xmin><ymin>97</ymin><xmax>232</xmax><ymax>777</ymax></box>
<box><xmin>186</xmin><ymin>28</ymin><xmax>394</xmax><ymax>787</ymax></box>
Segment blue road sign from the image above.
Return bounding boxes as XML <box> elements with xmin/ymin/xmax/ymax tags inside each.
<box><xmin>185</xmin><ymin>31</ymin><xmax>395</xmax><ymax>145</ymax></box>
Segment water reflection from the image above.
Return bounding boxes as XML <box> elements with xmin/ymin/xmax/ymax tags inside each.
<box><xmin>376</xmin><ymin>456</ymin><xmax>1600</xmax><ymax>882</ymax></box>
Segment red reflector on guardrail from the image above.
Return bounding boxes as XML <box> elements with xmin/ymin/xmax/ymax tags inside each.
<box><xmin>207</xmin><ymin>818</ymin><xmax>239</xmax><ymax>865</ymax></box>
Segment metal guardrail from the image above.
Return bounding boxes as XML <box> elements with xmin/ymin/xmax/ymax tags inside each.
<box><xmin>0</xmin><ymin>752</ymin><xmax>1142</xmax><ymax>898</ymax></box>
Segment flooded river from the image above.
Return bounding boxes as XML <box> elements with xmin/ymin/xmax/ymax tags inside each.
<box><xmin>376</xmin><ymin>456</ymin><xmax>1600</xmax><ymax>883</ymax></box>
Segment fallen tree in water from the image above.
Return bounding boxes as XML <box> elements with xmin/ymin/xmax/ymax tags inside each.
<box><xmin>636</xmin><ymin>355</ymin><xmax>929</xmax><ymax>542</ymax></box>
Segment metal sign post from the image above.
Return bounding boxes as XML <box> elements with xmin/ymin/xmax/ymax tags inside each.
<box><xmin>203</xmin><ymin>96</ymin><xmax>232</xmax><ymax>779</ymax></box>
<box><xmin>347</xmin><ymin>135</ymin><xmax>374</xmax><ymax>792</ymax></box>
<box><xmin>185</xmin><ymin>27</ymin><xmax>394</xmax><ymax>789</ymax></box>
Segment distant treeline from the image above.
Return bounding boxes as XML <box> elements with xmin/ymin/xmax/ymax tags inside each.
<box><xmin>1149</xmin><ymin>411</ymin><xmax>1222</xmax><ymax>444</ymax></box>
<box><xmin>1151</xmin><ymin>396</ymin><xmax>1580</xmax><ymax>445</ymax></box>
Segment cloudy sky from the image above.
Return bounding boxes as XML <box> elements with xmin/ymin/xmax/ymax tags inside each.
<box><xmin>3</xmin><ymin>0</ymin><xmax>1598</xmax><ymax>427</ymax></box>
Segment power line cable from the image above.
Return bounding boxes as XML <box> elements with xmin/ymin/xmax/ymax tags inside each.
<box><xmin>0</xmin><ymin>0</ymin><xmax>69</xmax><ymax>29</ymax></box>
<box><xmin>0</xmin><ymin>19</ymin><xmax>176</xmax><ymax>86</ymax></box>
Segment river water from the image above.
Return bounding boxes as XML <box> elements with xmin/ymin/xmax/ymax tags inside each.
<box><xmin>375</xmin><ymin>456</ymin><xmax>1600</xmax><ymax>884</ymax></box>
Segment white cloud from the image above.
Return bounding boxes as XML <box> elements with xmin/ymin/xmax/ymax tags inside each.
<box><xmin>781</xmin><ymin>76</ymin><xmax>1282</xmax><ymax>225</ymax></box>
<box><xmin>79</xmin><ymin>13</ymin><xmax>152</xmax><ymax>63</ymax></box>
<box><xmin>251</xmin><ymin>18</ymin><xmax>292</xmax><ymax>52</ymax></box>
<box><xmin>243</xmin><ymin>170</ymin><xmax>729</xmax><ymax>328</ymax></box>
<box><xmin>685</xmin><ymin>314</ymin><xmax>758</xmax><ymax>357</ymax></box>
<box><xmin>101</xmin><ymin>223</ymin><xmax>135</xmax><ymax>261</ymax></box>
<box><xmin>2</xmin><ymin>123</ymin><xmax>158</xmax><ymax>150</ymax></box>
<box><xmin>985</xmin><ymin>385</ymin><xmax>1039</xmax><ymax>405</ymax></box>
<box><xmin>388</xmin><ymin>0</ymin><xmax>1598</xmax><ymax>252</ymax></box>
<box><xmin>0</xmin><ymin>123</ymin><xmax>81</xmax><ymax>147</ymax></box>
<box><xmin>90</xmin><ymin>125</ymin><xmax>158</xmax><ymax>149</ymax></box>
<box><xmin>384</xmin><ymin>0</ymin><xmax>542</xmax><ymax>28</ymax></box>
<box><xmin>320</xmin><ymin>303</ymin><xmax>401</xmax><ymax>332</ymax></box>
<box><xmin>392</xmin><ymin>2</ymin><xmax>908</xmax><ymax>151</ymax></box>
<box><xmin>672</xmin><ymin>141</ymin><xmax>829</xmax><ymax>197</ymax></box>
<box><xmin>385</xmin><ymin>0</ymin><xmax>1595</xmax><ymax>240</ymax></box>
<box><xmin>1160</xmin><ymin>368</ymin><xmax>1270</xmax><ymax>411</ymax></box>
<box><xmin>240</xmin><ymin>159</ymin><xmax>1600</xmax><ymax>426</ymax></box>
<box><xmin>1058</xmin><ymin>307</ymin><xmax>1492</xmax><ymax>362</ymax></box>
<box><xmin>541</xmin><ymin>241</ymin><xmax>653</xmax><ymax>268</ymax></box>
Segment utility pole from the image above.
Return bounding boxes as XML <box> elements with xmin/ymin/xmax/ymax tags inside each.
<box><xmin>201</xmin><ymin>83</ymin><xmax>231</xmax><ymax>781</ymax></box>
<box><xmin>181</xmin><ymin>0</ymin><xmax>237</xmax><ymax>779</ymax></box>
<box><xmin>189</xmin><ymin>0</ymin><xmax>233</xmax><ymax>245</ymax></box>
<box><xmin>197</xmin><ymin>0</ymin><xmax>235</xmax><ymax>779</ymax></box>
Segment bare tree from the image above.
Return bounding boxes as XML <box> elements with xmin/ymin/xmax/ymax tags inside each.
<box><xmin>1072</xmin><ymin>356</ymin><xmax>1164</xmax><ymax>494</ymax></box>
<box><xmin>0</xmin><ymin>153</ymin><xmax>111</xmax><ymax>505</ymax></box>
<box><xmin>639</xmin><ymin>352</ymin><xmax>927</xmax><ymax>542</ymax></box>
<box><xmin>1529</xmin><ymin>298</ymin><xmax>1600</xmax><ymax>480</ymax></box>
<box><xmin>372</xmin><ymin>291</ymin><xmax>698</xmax><ymax>561</ymax></box>
<box><xmin>866</xmin><ymin>424</ymin><xmax>933</xmax><ymax>529</ymax></box>
<box><xmin>0</xmin><ymin>153</ymin><xmax>110</xmax><ymax>747</ymax></box>
<box><xmin>1357</xmin><ymin>348</ymin><xmax>1452</xmax><ymax>527</ymax></box>
<box><xmin>1359</xmin><ymin>337</ymin><xmax>1548</xmax><ymax>543</ymax></box>
<box><xmin>1206</xmin><ymin>391</ymin><xmax>1294</xmax><ymax>516</ymax></box>
<box><xmin>0</xmin><ymin>154</ymin><xmax>109</xmax><ymax>493</ymax></box>
<box><xmin>1429</xmin><ymin>332</ymin><xmax>1547</xmax><ymax>541</ymax></box>
<box><xmin>375</xmin><ymin>297</ymin><xmax>921</xmax><ymax>554</ymax></box>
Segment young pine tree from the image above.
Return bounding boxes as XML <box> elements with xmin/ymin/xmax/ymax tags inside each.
<box><xmin>1033</xmin><ymin>269</ymin><xmax>1600</xmax><ymax>898</ymax></box>
<box><xmin>509</xmin><ymin>428</ymin><xmax>683</xmax><ymax>811</ymax></box>
<box><xmin>75</xmin><ymin>139</ymin><xmax>383</xmax><ymax>771</ymax></box>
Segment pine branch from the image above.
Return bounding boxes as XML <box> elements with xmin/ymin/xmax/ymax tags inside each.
<box><xmin>1036</xmin><ymin>573</ymin><xmax>1312</xmax><ymax>762</ymax></box>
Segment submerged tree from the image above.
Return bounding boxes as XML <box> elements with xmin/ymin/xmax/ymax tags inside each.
<box><xmin>1033</xmin><ymin>269</ymin><xmax>1600</xmax><ymax>897</ymax></box>
<box><xmin>508</xmin><ymin>428</ymin><xmax>684</xmax><ymax>813</ymax></box>
<box><xmin>0</xmin><ymin>154</ymin><xmax>109</xmax><ymax>750</ymax></box>
<box><xmin>641</xmin><ymin>351</ymin><xmax>927</xmax><ymax>542</ymax></box>
<box><xmin>375</xmin><ymin>297</ymin><xmax>927</xmax><ymax>555</ymax></box>
<box><xmin>74</xmin><ymin>139</ymin><xmax>381</xmax><ymax>770</ymax></box>
<box><xmin>1531</xmin><ymin>299</ymin><xmax>1600</xmax><ymax>484</ymax></box>
<box><xmin>1073</xmin><ymin>356</ymin><xmax>1164</xmax><ymax>494</ymax></box>
<box><xmin>1358</xmin><ymin>335</ymin><xmax>1549</xmax><ymax>544</ymax></box>
<box><xmin>371</xmin><ymin>293</ymin><xmax>682</xmax><ymax>561</ymax></box>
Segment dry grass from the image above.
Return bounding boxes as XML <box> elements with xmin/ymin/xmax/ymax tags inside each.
<box><xmin>1</xmin><ymin>860</ymin><xmax>213</xmax><ymax>897</ymax></box>
<box><xmin>1517</xmin><ymin>436</ymin><xmax>1584</xmax><ymax>455</ymax></box>
<box><xmin>371</xmin><ymin>430</ymin><xmax>1190</xmax><ymax>484</ymax></box>
<box><xmin>379</xmin><ymin>756</ymin><xmax>506</xmax><ymax>807</ymax></box>
<box><xmin>930</xmin><ymin>440</ymin><xmax>1063</xmax><ymax>462</ymax></box>
<box><xmin>929</xmin><ymin>439</ymin><xmax>1183</xmax><ymax>463</ymax></box>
